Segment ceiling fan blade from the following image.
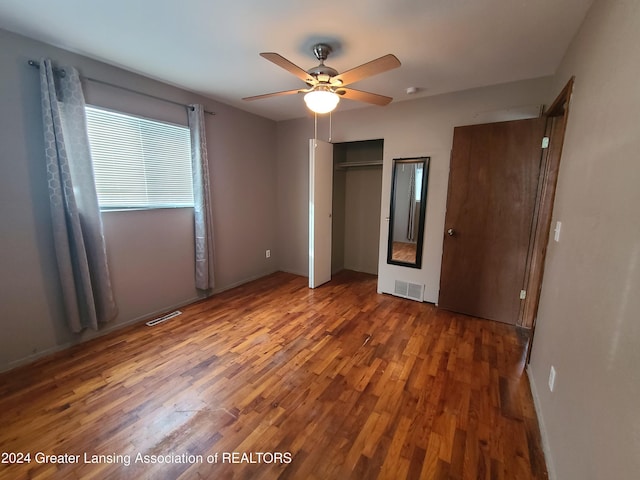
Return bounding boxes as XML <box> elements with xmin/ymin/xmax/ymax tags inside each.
<box><xmin>333</xmin><ymin>54</ymin><xmax>401</xmax><ymax>86</ymax></box>
<box><xmin>242</xmin><ymin>89</ymin><xmax>302</xmax><ymax>101</ymax></box>
<box><xmin>260</xmin><ymin>52</ymin><xmax>315</xmax><ymax>84</ymax></box>
<box><xmin>339</xmin><ymin>88</ymin><xmax>393</xmax><ymax>106</ymax></box>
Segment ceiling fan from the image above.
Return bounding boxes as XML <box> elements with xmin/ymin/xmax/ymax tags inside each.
<box><xmin>242</xmin><ymin>43</ymin><xmax>401</xmax><ymax>114</ymax></box>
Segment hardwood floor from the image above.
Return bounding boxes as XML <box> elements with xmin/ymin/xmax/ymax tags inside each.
<box><xmin>391</xmin><ymin>242</ymin><xmax>417</xmax><ymax>263</ymax></box>
<box><xmin>0</xmin><ymin>271</ymin><xmax>547</xmax><ymax>480</ymax></box>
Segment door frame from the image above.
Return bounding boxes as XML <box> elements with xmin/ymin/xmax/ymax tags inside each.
<box><xmin>521</xmin><ymin>78</ymin><xmax>574</xmax><ymax>359</ymax></box>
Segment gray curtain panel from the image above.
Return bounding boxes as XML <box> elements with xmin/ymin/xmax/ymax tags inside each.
<box><xmin>188</xmin><ymin>104</ymin><xmax>215</xmax><ymax>291</ymax></box>
<box><xmin>39</xmin><ymin>58</ymin><xmax>118</xmax><ymax>332</ymax></box>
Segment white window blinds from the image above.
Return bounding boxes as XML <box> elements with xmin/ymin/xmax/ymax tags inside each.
<box><xmin>85</xmin><ymin>106</ymin><xmax>194</xmax><ymax>209</ymax></box>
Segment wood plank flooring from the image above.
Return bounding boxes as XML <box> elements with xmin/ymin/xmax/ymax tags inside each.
<box><xmin>391</xmin><ymin>242</ymin><xmax>418</xmax><ymax>263</ymax></box>
<box><xmin>0</xmin><ymin>271</ymin><xmax>547</xmax><ymax>480</ymax></box>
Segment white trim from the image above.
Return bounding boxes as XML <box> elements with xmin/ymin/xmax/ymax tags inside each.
<box><xmin>527</xmin><ymin>364</ymin><xmax>557</xmax><ymax>480</ymax></box>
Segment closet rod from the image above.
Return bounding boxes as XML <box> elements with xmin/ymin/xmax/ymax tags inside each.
<box><xmin>336</xmin><ymin>161</ymin><xmax>383</xmax><ymax>169</ymax></box>
<box><xmin>28</xmin><ymin>60</ymin><xmax>216</xmax><ymax>116</ymax></box>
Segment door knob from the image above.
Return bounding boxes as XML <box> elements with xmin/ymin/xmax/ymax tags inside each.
<box><xmin>447</xmin><ymin>228</ymin><xmax>455</xmax><ymax>236</ymax></box>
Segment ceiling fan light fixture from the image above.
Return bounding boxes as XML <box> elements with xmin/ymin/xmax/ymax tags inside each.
<box><xmin>304</xmin><ymin>89</ymin><xmax>340</xmax><ymax>114</ymax></box>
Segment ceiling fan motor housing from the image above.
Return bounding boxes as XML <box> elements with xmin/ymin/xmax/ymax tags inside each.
<box><xmin>307</xmin><ymin>44</ymin><xmax>339</xmax><ymax>84</ymax></box>
<box><xmin>306</xmin><ymin>64</ymin><xmax>338</xmax><ymax>81</ymax></box>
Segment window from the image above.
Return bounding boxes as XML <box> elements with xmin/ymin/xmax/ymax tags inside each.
<box><xmin>414</xmin><ymin>164</ymin><xmax>423</xmax><ymax>201</ymax></box>
<box><xmin>85</xmin><ymin>106</ymin><xmax>194</xmax><ymax>209</ymax></box>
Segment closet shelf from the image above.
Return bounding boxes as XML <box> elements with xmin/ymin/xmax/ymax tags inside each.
<box><xmin>335</xmin><ymin>161</ymin><xmax>383</xmax><ymax>169</ymax></box>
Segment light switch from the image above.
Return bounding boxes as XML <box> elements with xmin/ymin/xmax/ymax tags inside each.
<box><xmin>554</xmin><ymin>221</ymin><xmax>562</xmax><ymax>242</ymax></box>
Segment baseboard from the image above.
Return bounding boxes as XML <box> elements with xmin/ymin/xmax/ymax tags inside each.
<box><xmin>278</xmin><ymin>267</ymin><xmax>308</xmax><ymax>278</ymax></box>
<box><xmin>1</xmin><ymin>295</ymin><xmax>202</xmax><ymax>374</ymax></box>
<box><xmin>3</xmin><ymin>342</ymin><xmax>71</xmax><ymax>374</ymax></box>
<box><xmin>209</xmin><ymin>268</ymin><xmax>282</xmax><ymax>295</ymax></box>
<box><xmin>526</xmin><ymin>364</ymin><xmax>557</xmax><ymax>480</ymax></box>
<box><xmin>1</xmin><ymin>269</ymin><xmax>293</xmax><ymax>374</ymax></box>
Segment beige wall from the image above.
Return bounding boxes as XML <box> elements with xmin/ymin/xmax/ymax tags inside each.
<box><xmin>332</xmin><ymin>147</ymin><xmax>347</xmax><ymax>274</ymax></box>
<box><xmin>276</xmin><ymin>79</ymin><xmax>553</xmax><ymax>301</ymax></box>
<box><xmin>343</xmin><ymin>166</ymin><xmax>383</xmax><ymax>275</ymax></box>
<box><xmin>528</xmin><ymin>0</ymin><xmax>640</xmax><ymax>478</ymax></box>
<box><xmin>0</xmin><ymin>29</ymin><xmax>278</xmax><ymax>370</ymax></box>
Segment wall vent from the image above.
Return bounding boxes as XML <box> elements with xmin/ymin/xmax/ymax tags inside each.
<box><xmin>146</xmin><ymin>310</ymin><xmax>182</xmax><ymax>327</ymax></box>
<box><xmin>393</xmin><ymin>280</ymin><xmax>425</xmax><ymax>302</ymax></box>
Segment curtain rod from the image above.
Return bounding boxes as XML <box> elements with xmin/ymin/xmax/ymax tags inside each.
<box><xmin>28</xmin><ymin>60</ymin><xmax>216</xmax><ymax>116</ymax></box>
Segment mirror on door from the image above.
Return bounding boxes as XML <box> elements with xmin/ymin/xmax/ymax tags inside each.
<box><xmin>387</xmin><ymin>157</ymin><xmax>430</xmax><ymax>268</ymax></box>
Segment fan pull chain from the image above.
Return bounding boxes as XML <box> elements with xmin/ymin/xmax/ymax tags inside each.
<box><xmin>312</xmin><ymin>112</ymin><xmax>334</xmax><ymax>142</ymax></box>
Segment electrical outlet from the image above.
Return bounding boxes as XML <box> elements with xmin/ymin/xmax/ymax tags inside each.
<box><xmin>265</xmin><ymin>249</ymin><xmax>271</xmax><ymax>258</ymax></box>
<box><xmin>548</xmin><ymin>365</ymin><xmax>556</xmax><ymax>392</ymax></box>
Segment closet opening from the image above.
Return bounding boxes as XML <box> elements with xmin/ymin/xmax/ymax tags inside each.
<box><xmin>331</xmin><ymin>139</ymin><xmax>384</xmax><ymax>276</ymax></box>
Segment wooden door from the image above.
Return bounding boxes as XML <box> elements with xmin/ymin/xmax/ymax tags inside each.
<box><xmin>309</xmin><ymin>139</ymin><xmax>333</xmax><ymax>288</ymax></box>
<box><xmin>438</xmin><ymin>117</ymin><xmax>547</xmax><ymax>324</ymax></box>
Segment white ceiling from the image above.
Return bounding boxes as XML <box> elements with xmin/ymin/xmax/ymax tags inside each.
<box><xmin>0</xmin><ymin>0</ymin><xmax>593</xmax><ymax>121</ymax></box>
